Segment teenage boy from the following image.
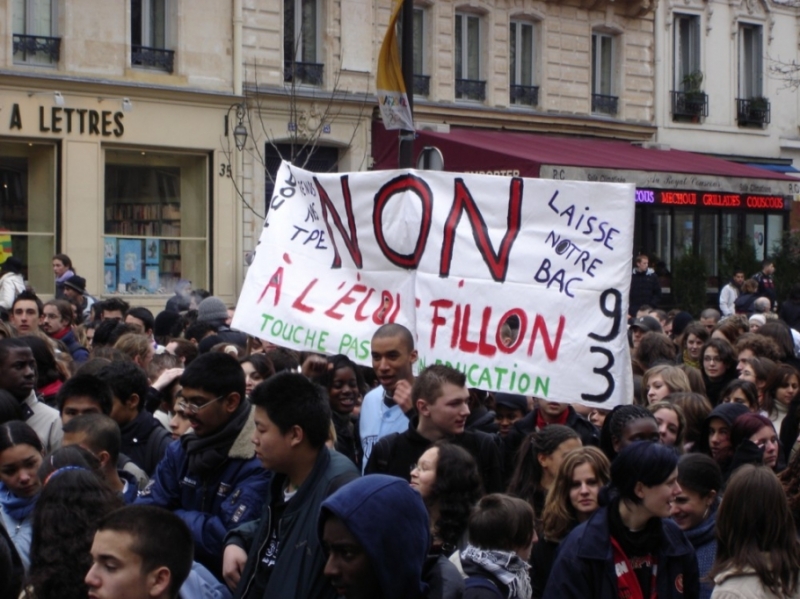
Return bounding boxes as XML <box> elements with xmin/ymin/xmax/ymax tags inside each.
<box><xmin>359</xmin><ymin>323</ymin><xmax>418</xmax><ymax>470</ymax></box>
<box><xmin>10</xmin><ymin>291</ymin><xmax>43</xmax><ymax>335</ymax></box>
<box><xmin>98</xmin><ymin>361</ymin><xmax>171</xmax><ymax>476</ymax></box>
<box><xmin>62</xmin><ymin>414</ymin><xmax>140</xmax><ymax>503</ymax></box>
<box><xmin>137</xmin><ymin>352</ymin><xmax>270</xmax><ymax>578</ymax></box>
<box><xmin>62</xmin><ymin>274</ymin><xmax>95</xmax><ymax>323</ymax></box>
<box><xmin>57</xmin><ymin>373</ymin><xmax>114</xmax><ymax>425</ymax></box>
<box><xmin>0</xmin><ymin>338</ymin><xmax>61</xmax><ymax>451</ymax></box>
<box><xmin>493</xmin><ymin>393</ymin><xmax>529</xmax><ymax>438</ymax></box>
<box><xmin>318</xmin><ymin>475</ymin><xmax>432</xmax><ymax>599</ymax></box>
<box><xmin>222</xmin><ymin>371</ymin><xmax>359</xmax><ymax>599</ymax></box>
<box><xmin>365</xmin><ymin>364</ymin><xmax>503</xmax><ymax>493</ymax></box>
<box><xmin>86</xmin><ymin>505</ymin><xmax>194</xmax><ymax>599</ymax></box>
<box><xmin>42</xmin><ymin>299</ymin><xmax>89</xmax><ymax>362</ymax></box>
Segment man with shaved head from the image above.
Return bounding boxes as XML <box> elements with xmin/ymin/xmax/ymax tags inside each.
<box><xmin>359</xmin><ymin>323</ymin><xmax>418</xmax><ymax>471</ymax></box>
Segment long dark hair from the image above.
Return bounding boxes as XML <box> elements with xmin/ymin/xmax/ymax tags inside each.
<box><xmin>429</xmin><ymin>441</ymin><xmax>483</xmax><ymax>551</ymax></box>
<box><xmin>764</xmin><ymin>364</ymin><xmax>800</xmax><ymax>419</ymax></box>
<box><xmin>0</xmin><ymin>421</ymin><xmax>43</xmax><ymax>455</ymax></box>
<box><xmin>610</xmin><ymin>441</ymin><xmax>678</xmax><ymax>504</ymax></box>
<box><xmin>711</xmin><ymin>465</ymin><xmax>800</xmax><ymax>597</ymax></box>
<box><xmin>27</xmin><ymin>469</ymin><xmax>123</xmax><ymax>599</ymax></box>
<box><xmin>19</xmin><ymin>336</ymin><xmax>64</xmax><ymax>388</ymax></box>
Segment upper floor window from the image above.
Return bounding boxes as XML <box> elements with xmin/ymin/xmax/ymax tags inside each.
<box><xmin>738</xmin><ymin>24</ymin><xmax>768</xmax><ymax>126</ymax></box>
<box><xmin>412</xmin><ymin>7</ymin><xmax>429</xmax><ymax>96</ymax></box>
<box><xmin>591</xmin><ymin>33</ymin><xmax>617</xmax><ymax>115</ymax></box>
<box><xmin>131</xmin><ymin>0</ymin><xmax>174</xmax><ymax>73</ymax></box>
<box><xmin>509</xmin><ymin>20</ymin><xmax>538</xmax><ymax>106</ymax></box>
<box><xmin>672</xmin><ymin>14</ymin><xmax>706</xmax><ymax>121</ymax></box>
<box><xmin>13</xmin><ymin>0</ymin><xmax>60</xmax><ymax>65</ymax></box>
<box><xmin>455</xmin><ymin>12</ymin><xmax>485</xmax><ymax>101</ymax></box>
<box><xmin>284</xmin><ymin>0</ymin><xmax>323</xmax><ymax>86</ymax></box>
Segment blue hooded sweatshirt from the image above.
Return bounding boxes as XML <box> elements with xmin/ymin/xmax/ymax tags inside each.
<box><xmin>318</xmin><ymin>475</ymin><xmax>430</xmax><ymax>599</ymax></box>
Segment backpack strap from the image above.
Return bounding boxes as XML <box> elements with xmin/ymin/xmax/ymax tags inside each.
<box><xmin>464</xmin><ymin>576</ymin><xmax>504</xmax><ymax>599</ymax></box>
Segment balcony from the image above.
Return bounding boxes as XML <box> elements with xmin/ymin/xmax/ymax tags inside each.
<box><xmin>131</xmin><ymin>45</ymin><xmax>175</xmax><ymax>73</ymax></box>
<box><xmin>671</xmin><ymin>90</ymin><xmax>708</xmax><ymax>121</ymax></box>
<box><xmin>737</xmin><ymin>97</ymin><xmax>770</xmax><ymax>127</ymax></box>
<box><xmin>510</xmin><ymin>84</ymin><xmax>539</xmax><ymax>107</ymax></box>
<box><xmin>284</xmin><ymin>61</ymin><xmax>324</xmax><ymax>86</ymax></box>
<box><xmin>13</xmin><ymin>34</ymin><xmax>61</xmax><ymax>64</ymax></box>
<box><xmin>455</xmin><ymin>78</ymin><xmax>486</xmax><ymax>101</ymax></box>
<box><xmin>592</xmin><ymin>93</ymin><xmax>618</xmax><ymax>115</ymax></box>
<box><xmin>413</xmin><ymin>75</ymin><xmax>430</xmax><ymax>97</ymax></box>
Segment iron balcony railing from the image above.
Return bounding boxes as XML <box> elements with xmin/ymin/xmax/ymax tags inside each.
<box><xmin>284</xmin><ymin>61</ymin><xmax>324</xmax><ymax>86</ymax></box>
<box><xmin>13</xmin><ymin>34</ymin><xmax>61</xmax><ymax>63</ymax></box>
<box><xmin>737</xmin><ymin>97</ymin><xmax>770</xmax><ymax>126</ymax></box>
<box><xmin>510</xmin><ymin>84</ymin><xmax>539</xmax><ymax>106</ymax></box>
<box><xmin>455</xmin><ymin>78</ymin><xmax>486</xmax><ymax>101</ymax></box>
<box><xmin>131</xmin><ymin>45</ymin><xmax>175</xmax><ymax>73</ymax></box>
<box><xmin>592</xmin><ymin>93</ymin><xmax>618</xmax><ymax>115</ymax></box>
<box><xmin>671</xmin><ymin>90</ymin><xmax>708</xmax><ymax>120</ymax></box>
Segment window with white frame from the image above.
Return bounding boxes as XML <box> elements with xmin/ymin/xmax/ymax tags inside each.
<box><xmin>739</xmin><ymin>24</ymin><xmax>763</xmax><ymax>99</ymax></box>
<box><xmin>591</xmin><ymin>33</ymin><xmax>617</xmax><ymax>114</ymax></box>
<box><xmin>12</xmin><ymin>0</ymin><xmax>59</xmax><ymax>65</ymax></box>
<box><xmin>413</xmin><ymin>7</ymin><xmax>428</xmax><ymax>95</ymax></box>
<box><xmin>455</xmin><ymin>12</ymin><xmax>484</xmax><ymax>100</ymax></box>
<box><xmin>673</xmin><ymin>14</ymin><xmax>701</xmax><ymax>91</ymax></box>
<box><xmin>510</xmin><ymin>20</ymin><xmax>537</xmax><ymax>105</ymax></box>
<box><xmin>284</xmin><ymin>0</ymin><xmax>323</xmax><ymax>85</ymax></box>
<box><xmin>131</xmin><ymin>0</ymin><xmax>174</xmax><ymax>72</ymax></box>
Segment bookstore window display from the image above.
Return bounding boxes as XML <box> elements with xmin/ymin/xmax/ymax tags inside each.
<box><xmin>104</xmin><ymin>149</ymin><xmax>207</xmax><ymax>296</ymax></box>
<box><xmin>0</xmin><ymin>141</ymin><xmax>56</xmax><ymax>294</ymax></box>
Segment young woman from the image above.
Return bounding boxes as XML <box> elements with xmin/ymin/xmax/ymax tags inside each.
<box><xmin>239</xmin><ymin>354</ymin><xmax>276</xmax><ymax>398</ymax></box>
<box><xmin>671</xmin><ymin>454</ymin><xmax>722</xmax><ymax>599</ymax></box>
<box><xmin>532</xmin><ymin>447</ymin><xmax>610</xmax><ymax>597</ymax></box>
<box><xmin>314</xmin><ymin>354</ymin><xmax>365</xmax><ymax>468</ymax></box>
<box><xmin>508</xmin><ymin>425</ymin><xmax>582</xmax><ymax>520</ymax></box>
<box><xmin>739</xmin><ymin>357</ymin><xmax>777</xmax><ymax>411</ymax></box>
<box><xmin>642</xmin><ymin>365</ymin><xmax>691</xmax><ymax>405</ymax></box>
<box><xmin>701</xmin><ymin>338</ymin><xmax>738</xmax><ymax>406</ymax></box>
<box><xmin>461</xmin><ymin>494</ymin><xmax>536</xmax><ymax>599</ymax></box>
<box><xmin>599</xmin><ymin>404</ymin><xmax>660</xmax><ymax>461</ymax></box>
<box><xmin>648</xmin><ymin>401</ymin><xmax>686</xmax><ymax>449</ymax></box>
<box><xmin>0</xmin><ymin>421</ymin><xmax>44</xmax><ymax>572</ymax></box>
<box><xmin>697</xmin><ymin>402</ymin><xmax>750</xmax><ymax>476</ymax></box>
<box><xmin>709</xmin><ymin>465</ymin><xmax>800</xmax><ymax>599</ymax></box>
<box><xmin>543</xmin><ymin>442</ymin><xmax>698</xmax><ymax>599</ymax></box>
<box><xmin>670</xmin><ymin>392</ymin><xmax>713</xmax><ymax>453</ymax></box>
<box><xmin>730</xmin><ymin>413</ymin><xmax>782</xmax><ymax>472</ymax></box>
<box><xmin>719</xmin><ymin>379</ymin><xmax>760</xmax><ymax>412</ymax></box>
<box><xmin>679</xmin><ymin>322</ymin><xmax>709</xmax><ymax>369</ymax></box>
<box><xmin>763</xmin><ymin>364</ymin><xmax>800</xmax><ymax>434</ymax></box>
<box><xmin>52</xmin><ymin>253</ymin><xmax>75</xmax><ymax>300</ymax></box>
<box><xmin>779</xmin><ymin>450</ymin><xmax>800</xmax><ymax>538</ymax></box>
<box><xmin>410</xmin><ymin>441</ymin><xmax>484</xmax><ymax>555</ymax></box>
<box><xmin>24</xmin><ymin>468</ymin><xmax>123</xmax><ymax>599</ymax></box>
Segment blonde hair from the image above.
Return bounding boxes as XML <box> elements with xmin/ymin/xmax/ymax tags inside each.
<box><xmin>541</xmin><ymin>447</ymin><xmax>610</xmax><ymax>542</ymax></box>
<box><xmin>113</xmin><ymin>333</ymin><xmax>151</xmax><ymax>364</ymax></box>
<box><xmin>641</xmin><ymin>364</ymin><xmax>691</xmax><ymax>403</ymax></box>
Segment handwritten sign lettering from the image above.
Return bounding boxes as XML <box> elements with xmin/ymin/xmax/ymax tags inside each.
<box><xmin>233</xmin><ymin>161</ymin><xmax>636</xmax><ymax>408</ymax></box>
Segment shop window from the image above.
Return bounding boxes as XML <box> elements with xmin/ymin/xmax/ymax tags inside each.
<box><xmin>737</xmin><ymin>25</ymin><xmax>768</xmax><ymax>126</ymax></box>
<box><xmin>131</xmin><ymin>0</ymin><xmax>174</xmax><ymax>73</ymax></box>
<box><xmin>284</xmin><ymin>0</ymin><xmax>323</xmax><ymax>85</ymax></box>
<box><xmin>0</xmin><ymin>142</ymin><xmax>56</xmax><ymax>294</ymax></box>
<box><xmin>264</xmin><ymin>144</ymin><xmax>338</xmax><ymax>215</ymax></box>
<box><xmin>13</xmin><ymin>0</ymin><xmax>60</xmax><ymax>65</ymax></box>
<box><xmin>591</xmin><ymin>33</ymin><xmax>617</xmax><ymax>115</ymax></box>
<box><xmin>455</xmin><ymin>13</ymin><xmax>485</xmax><ymax>101</ymax></box>
<box><xmin>672</xmin><ymin>14</ymin><xmax>706</xmax><ymax>121</ymax></box>
<box><xmin>509</xmin><ymin>20</ymin><xmax>538</xmax><ymax>106</ymax></box>
<box><xmin>104</xmin><ymin>150</ymin><xmax>206</xmax><ymax>296</ymax></box>
<box><xmin>699</xmin><ymin>212</ymin><xmax>719</xmax><ymax>288</ymax></box>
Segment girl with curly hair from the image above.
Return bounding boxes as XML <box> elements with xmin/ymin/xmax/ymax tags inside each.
<box><xmin>410</xmin><ymin>440</ymin><xmax>483</xmax><ymax>555</ymax></box>
<box><xmin>599</xmin><ymin>404</ymin><xmax>659</xmax><ymax>461</ymax></box>
<box><xmin>531</xmin><ymin>447</ymin><xmax>610</xmax><ymax>597</ymax></box>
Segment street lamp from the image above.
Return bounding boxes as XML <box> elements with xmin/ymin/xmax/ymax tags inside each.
<box><xmin>226</xmin><ymin>103</ymin><xmax>248</xmax><ymax>151</ymax></box>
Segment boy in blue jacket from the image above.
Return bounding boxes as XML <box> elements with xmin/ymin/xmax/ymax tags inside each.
<box><xmin>136</xmin><ymin>352</ymin><xmax>270</xmax><ymax>579</ymax></box>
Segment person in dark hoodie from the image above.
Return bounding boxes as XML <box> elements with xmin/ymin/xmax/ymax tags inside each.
<box><xmin>695</xmin><ymin>402</ymin><xmax>749</xmax><ymax>481</ymax></box>
<box><xmin>222</xmin><ymin>371</ymin><xmax>359</xmax><ymax>599</ymax></box>
<box><xmin>136</xmin><ymin>352</ymin><xmax>271</xmax><ymax>578</ymax></box>
<box><xmin>97</xmin><ymin>361</ymin><xmax>172</xmax><ymax>477</ymax></box>
<box><xmin>317</xmin><ymin>474</ymin><xmax>434</xmax><ymax>599</ymax></box>
<box><xmin>196</xmin><ymin>296</ymin><xmax>247</xmax><ymax>346</ymax></box>
<box><xmin>670</xmin><ymin>454</ymin><xmax>722</xmax><ymax>599</ymax></box>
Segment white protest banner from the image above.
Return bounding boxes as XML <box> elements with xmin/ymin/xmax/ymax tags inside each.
<box><xmin>233</xmin><ymin>161</ymin><xmax>635</xmax><ymax>408</ymax></box>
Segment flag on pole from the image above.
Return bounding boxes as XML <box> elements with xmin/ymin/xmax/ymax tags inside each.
<box><xmin>376</xmin><ymin>0</ymin><xmax>414</xmax><ymax>131</ymax></box>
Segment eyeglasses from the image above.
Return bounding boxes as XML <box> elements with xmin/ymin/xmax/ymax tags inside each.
<box><xmin>410</xmin><ymin>462</ymin><xmax>433</xmax><ymax>474</ymax></box>
<box><xmin>703</xmin><ymin>355</ymin><xmax>723</xmax><ymax>363</ymax></box>
<box><xmin>176</xmin><ymin>394</ymin><xmax>226</xmax><ymax>415</ymax></box>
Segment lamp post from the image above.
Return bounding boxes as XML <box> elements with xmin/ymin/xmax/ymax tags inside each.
<box><xmin>225</xmin><ymin>103</ymin><xmax>248</xmax><ymax>151</ymax></box>
<box><xmin>398</xmin><ymin>0</ymin><xmax>414</xmax><ymax>168</ymax></box>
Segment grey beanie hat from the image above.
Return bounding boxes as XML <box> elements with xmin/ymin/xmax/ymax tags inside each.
<box><xmin>197</xmin><ymin>296</ymin><xmax>229</xmax><ymax>323</ymax></box>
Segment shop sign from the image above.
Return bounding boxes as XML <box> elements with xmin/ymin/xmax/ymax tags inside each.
<box><xmin>633</xmin><ymin>189</ymin><xmax>788</xmax><ymax>211</ymax></box>
<box><xmin>541</xmin><ymin>165</ymin><xmax>796</xmax><ymax>198</ymax></box>
<box><xmin>7</xmin><ymin>103</ymin><xmax>124</xmax><ymax>137</ymax></box>
<box><xmin>233</xmin><ymin>161</ymin><xmax>637</xmax><ymax>409</ymax></box>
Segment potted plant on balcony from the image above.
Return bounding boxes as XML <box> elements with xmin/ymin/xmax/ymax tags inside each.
<box><xmin>681</xmin><ymin>70</ymin><xmax>705</xmax><ymax>120</ymax></box>
<box><xmin>747</xmin><ymin>96</ymin><xmax>769</xmax><ymax>124</ymax></box>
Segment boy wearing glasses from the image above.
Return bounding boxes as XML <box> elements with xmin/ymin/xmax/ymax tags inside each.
<box><xmin>136</xmin><ymin>352</ymin><xmax>271</xmax><ymax>579</ymax></box>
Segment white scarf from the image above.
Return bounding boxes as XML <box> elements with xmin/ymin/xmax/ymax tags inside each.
<box><xmin>460</xmin><ymin>544</ymin><xmax>532</xmax><ymax>599</ymax></box>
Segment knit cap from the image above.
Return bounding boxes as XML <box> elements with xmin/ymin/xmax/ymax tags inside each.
<box><xmin>197</xmin><ymin>296</ymin><xmax>228</xmax><ymax>323</ymax></box>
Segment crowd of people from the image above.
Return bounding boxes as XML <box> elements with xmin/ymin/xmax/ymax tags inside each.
<box><xmin>0</xmin><ymin>253</ymin><xmax>799</xmax><ymax>599</ymax></box>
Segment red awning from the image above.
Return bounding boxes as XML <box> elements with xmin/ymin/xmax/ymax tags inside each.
<box><xmin>372</xmin><ymin>124</ymin><xmax>797</xmax><ymax>186</ymax></box>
